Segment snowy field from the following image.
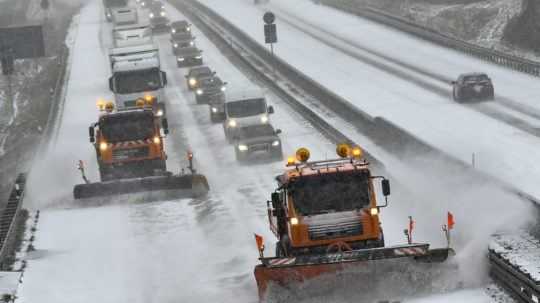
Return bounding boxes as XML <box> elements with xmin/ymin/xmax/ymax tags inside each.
<box><xmin>11</xmin><ymin>0</ymin><xmax>533</xmax><ymax>302</ymax></box>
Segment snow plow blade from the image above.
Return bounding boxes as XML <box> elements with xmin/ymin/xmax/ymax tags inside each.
<box><xmin>254</xmin><ymin>243</ymin><xmax>452</xmax><ymax>301</ymax></box>
<box><xmin>73</xmin><ymin>174</ymin><xmax>209</xmax><ymax>200</ymax></box>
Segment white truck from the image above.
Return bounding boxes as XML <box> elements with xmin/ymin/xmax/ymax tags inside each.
<box><xmin>108</xmin><ymin>44</ymin><xmax>167</xmax><ymax>117</ymax></box>
<box><xmin>111</xmin><ymin>6</ymin><xmax>138</xmax><ymax>26</ymax></box>
<box><xmin>103</xmin><ymin>0</ymin><xmax>128</xmax><ymax>22</ymax></box>
<box><xmin>223</xmin><ymin>90</ymin><xmax>274</xmax><ymax>142</ymax></box>
<box><xmin>112</xmin><ymin>24</ymin><xmax>153</xmax><ymax>48</ymax></box>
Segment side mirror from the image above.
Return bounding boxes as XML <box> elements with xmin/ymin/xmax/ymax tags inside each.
<box><xmin>275</xmin><ymin>129</ymin><xmax>282</xmax><ymax>135</ymax></box>
<box><xmin>271</xmin><ymin>192</ymin><xmax>280</xmax><ymax>209</ymax></box>
<box><xmin>89</xmin><ymin>126</ymin><xmax>95</xmax><ymax>143</ymax></box>
<box><xmin>382</xmin><ymin>179</ymin><xmax>391</xmax><ymax>197</ymax></box>
<box><xmin>268</xmin><ymin>105</ymin><xmax>274</xmax><ymax>114</ymax></box>
<box><xmin>161</xmin><ymin>71</ymin><xmax>168</xmax><ymax>86</ymax></box>
<box><xmin>212</xmin><ymin>71</ymin><xmax>216</xmax><ymax>75</ymax></box>
<box><xmin>450</xmin><ymin>81</ymin><xmax>456</xmax><ymax>85</ymax></box>
<box><xmin>108</xmin><ymin>77</ymin><xmax>114</xmax><ymax>92</ymax></box>
<box><xmin>223</xmin><ymin>82</ymin><xmax>228</xmax><ymax>86</ymax></box>
<box><xmin>162</xmin><ymin>118</ymin><xmax>169</xmax><ymax>135</ymax></box>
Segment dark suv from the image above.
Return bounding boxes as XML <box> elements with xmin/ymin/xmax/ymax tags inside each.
<box><xmin>195</xmin><ymin>75</ymin><xmax>227</xmax><ymax>104</ymax></box>
<box><xmin>452</xmin><ymin>73</ymin><xmax>494</xmax><ymax>103</ymax></box>
<box><xmin>185</xmin><ymin>66</ymin><xmax>214</xmax><ymax>91</ymax></box>
<box><xmin>176</xmin><ymin>47</ymin><xmax>203</xmax><ymax>67</ymax></box>
<box><xmin>233</xmin><ymin>124</ymin><xmax>283</xmax><ymax>163</ymax></box>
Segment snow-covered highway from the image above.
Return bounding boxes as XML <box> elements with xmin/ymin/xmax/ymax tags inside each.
<box><xmin>10</xmin><ymin>0</ymin><xmax>537</xmax><ymax>302</ymax></box>
<box><xmin>197</xmin><ymin>0</ymin><xmax>540</xmax><ymax>202</ymax></box>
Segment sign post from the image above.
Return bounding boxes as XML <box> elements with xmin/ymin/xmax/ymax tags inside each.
<box><xmin>263</xmin><ymin>12</ymin><xmax>277</xmax><ymax>77</ymax></box>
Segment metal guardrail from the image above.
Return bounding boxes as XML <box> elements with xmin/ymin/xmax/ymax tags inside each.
<box><xmin>0</xmin><ymin>173</ymin><xmax>26</xmax><ymax>269</ymax></box>
<box><xmin>174</xmin><ymin>0</ymin><xmax>455</xmax><ymax>169</ymax></box>
<box><xmin>489</xmin><ymin>249</ymin><xmax>540</xmax><ymax>303</ymax></box>
<box><xmin>320</xmin><ymin>0</ymin><xmax>540</xmax><ymax>77</ymax></box>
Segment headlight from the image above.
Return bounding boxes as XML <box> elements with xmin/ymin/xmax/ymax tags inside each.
<box><xmin>189</xmin><ymin>78</ymin><xmax>197</xmax><ymax>86</ymax></box>
<box><xmin>238</xmin><ymin>144</ymin><xmax>248</xmax><ymax>151</ymax></box>
<box><xmin>196</xmin><ymin>89</ymin><xmax>203</xmax><ymax>95</ymax></box>
<box><xmin>174</xmin><ymin>43</ymin><xmax>178</xmax><ymax>48</ymax></box>
<box><xmin>190</xmin><ymin>41</ymin><xmax>194</xmax><ymax>46</ymax></box>
<box><xmin>370</xmin><ymin>208</ymin><xmax>379</xmax><ymax>216</ymax></box>
<box><xmin>149</xmin><ymin>13</ymin><xmax>154</xmax><ymax>18</ymax></box>
<box><xmin>290</xmin><ymin>217</ymin><xmax>299</xmax><ymax>225</ymax></box>
<box><xmin>177</xmin><ymin>57</ymin><xmax>185</xmax><ymax>62</ymax></box>
<box><xmin>272</xmin><ymin>140</ymin><xmax>280</xmax><ymax>146</ymax></box>
<box><xmin>171</xmin><ymin>29</ymin><xmax>176</xmax><ymax>33</ymax></box>
<box><xmin>99</xmin><ymin>142</ymin><xmax>108</xmax><ymax>151</ymax></box>
<box><xmin>228</xmin><ymin>120</ymin><xmax>237</xmax><ymax>127</ymax></box>
<box><xmin>221</xmin><ymin>86</ymin><xmax>226</xmax><ymax>92</ymax></box>
<box><xmin>260</xmin><ymin>115</ymin><xmax>269</xmax><ymax>123</ymax></box>
<box><xmin>160</xmin><ymin>11</ymin><xmax>166</xmax><ymax>17</ymax></box>
<box><xmin>153</xmin><ymin>136</ymin><xmax>161</xmax><ymax>144</ymax></box>
<box><xmin>211</xmin><ymin>107</ymin><xmax>218</xmax><ymax>113</ymax></box>
<box><xmin>187</xmin><ymin>27</ymin><xmax>191</xmax><ymax>32</ymax></box>
<box><xmin>156</xmin><ymin>109</ymin><xmax>164</xmax><ymax>117</ymax></box>
<box><xmin>195</xmin><ymin>55</ymin><xmax>202</xmax><ymax>59</ymax></box>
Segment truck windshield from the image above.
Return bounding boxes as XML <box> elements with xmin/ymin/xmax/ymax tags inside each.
<box><xmin>115</xmin><ymin>68</ymin><xmax>161</xmax><ymax>94</ymax></box>
<box><xmin>104</xmin><ymin>0</ymin><xmax>127</xmax><ymax>8</ymax></box>
<box><xmin>238</xmin><ymin>125</ymin><xmax>275</xmax><ymax>139</ymax></box>
<box><xmin>226</xmin><ymin>98</ymin><xmax>266</xmax><ymax>118</ymax></box>
<box><xmin>290</xmin><ymin>170</ymin><xmax>371</xmax><ymax>216</ymax></box>
<box><xmin>100</xmin><ymin>112</ymin><xmax>155</xmax><ymax>142</ymax></box>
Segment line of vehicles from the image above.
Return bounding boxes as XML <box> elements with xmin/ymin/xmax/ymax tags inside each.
<box><xmin>76</xmin><ymin>1</ymin><xmax>457</xmax><ymax>302</ymax></box>
<box><xmin>168</xmin><ymin>16</ymin><xmax>284</xmax><ymax>163</ymax></box>
<box><xmin>73</xmin><ymin>0</ymin><xmax>209</xmax><ymax>200</ymax></box>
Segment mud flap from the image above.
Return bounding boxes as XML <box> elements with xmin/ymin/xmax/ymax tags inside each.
<box><xmin>73</xmin><ymin>173</ymin><xmax>209</xmax><ymax>200</ymax></box>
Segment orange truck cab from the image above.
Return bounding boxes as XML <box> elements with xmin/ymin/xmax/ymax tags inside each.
<box><xmin>267</xmin><ymin>146</ymin><xmax>390</xmax><ymax>257</ymax></box>
<box><xmin>89</xmin><ymin>102</ymin><xmax>169</xmax><ymax>181</ymax></box>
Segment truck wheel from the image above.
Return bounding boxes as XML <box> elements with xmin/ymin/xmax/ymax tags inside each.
<box><xmin>235</xmin><ymin>150</ymin><xmax>245</xmax><ymax>162</ymax></box>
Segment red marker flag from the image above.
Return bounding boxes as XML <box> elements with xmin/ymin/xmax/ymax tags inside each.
<box><xmin>447</xmin><ymin>212</ymin><xmax>455</xmax><ymax>230</ymax></box>
<box><xmin>409</xmin><ymin>216</ymin><xmax>415</xmax><ymax>234</ymax></box>
<box><xmin>254</xmin><ymin>234</ymin><xmax>264</xmax><ymax>252</ymax></box>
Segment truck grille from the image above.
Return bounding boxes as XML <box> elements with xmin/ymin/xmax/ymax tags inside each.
<box><xmin>308</xmin><ymin>217</ymin><xmax>363</xmax><ymax>240</ymax></box>
<box><xmin>249</xmin><ymin>143</ymin><xmax>269</xmax><ymax>152</ymax></box>
<box><xmin>112</xmin><ymin>147</ymin><xmax>149</xmax><ymax>161</ymax></box>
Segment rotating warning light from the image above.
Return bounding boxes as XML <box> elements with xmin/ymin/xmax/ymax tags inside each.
<box><xmin>295</xmin><ymin>148</ymin><xmax>310</xmax><ymax>163</ymax></box>
<box><xmin>97</xmin><ymin>99</ymin><xmax>106</xmax><ymax>111</ymax></box>
<box><xmin>105</xmin><ymin>102</ymin><xmax>114</xmax><ymax>113</ymax></box>
<box><xmin>336</xmin><ymin>143</ymin><xmax>350</xmax><ymax>158</ymax></box>
<box><xmin>286</xmin><ymin>156</ymin><xmax>295</xmax><ymax>166</ymax></box>
<box><xmin>136</xmin><ymin>99</ymin><xmax>145</xmax><ymax>108</ymax></box>
<box><xmin>352</xmin><ymin>146</ymin><xmax>363</xmax><ymax>158</ymax></box>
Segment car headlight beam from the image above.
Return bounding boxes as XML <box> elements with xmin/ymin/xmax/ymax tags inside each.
<box><xmin>272</xmin><ymin>140</ymin><xmax>280</xmax><ymax>146</ymax></box>
<box><xmin>238</xmin><ymin>144</ymin><xmax>248</xmax><ymax>151</ymax></box>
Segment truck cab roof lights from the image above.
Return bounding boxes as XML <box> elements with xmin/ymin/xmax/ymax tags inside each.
<box><xmin>295</xmin><ymin>148</ymin><xmax>310</xmax><ymax>163</ymax></box>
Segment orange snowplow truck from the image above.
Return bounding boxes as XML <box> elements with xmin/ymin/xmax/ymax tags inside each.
<box><xmin>73</xmin><ymin>100</ymin><xmax>210</xmax><ymax>200</ymax></box>
<box><xmin>253</xmin><ymin>145</ymin><xmax>453</xmax><ymax>301</ymax></box>
<box><xmin>91</xmin><ymin>100</ymin><xmax>168</xmax><ymax>181</ymax></box>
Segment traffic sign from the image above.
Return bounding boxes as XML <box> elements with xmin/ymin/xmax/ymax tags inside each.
<box><xmin>0</xmin><ymin>25</ymin><xmax>45</xmax><ymax>59</ymax></box>
<box><xmin>263</xmin><ymin>12</ymin><xmax>275</xmax><ymax>25</ymax></box>
<box><xmin>41</xmin><ymin>0</ymin><xmax>50</xmax><ymax>10</ymax></box>
<box><xmin>264</xmin><ymin>24</ymin><xmax>277</xmax><ymax>44</ymax></box>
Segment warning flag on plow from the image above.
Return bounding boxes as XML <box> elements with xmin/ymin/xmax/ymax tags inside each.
<box><xmin>254</xmin><ymin>234</ymin><xmax>265</xmax><ymax>257</ymax></box>
<box><xmin>447</xmin><ymin>212</ymin><xmax>455</xmax><ymax>230</ymax></box>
